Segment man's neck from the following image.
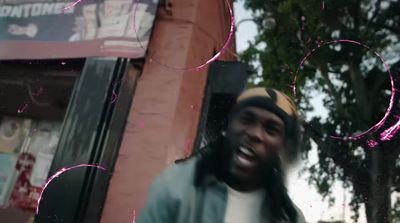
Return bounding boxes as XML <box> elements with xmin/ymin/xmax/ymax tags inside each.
<box><xmin>221</xmin><ymin>173</ymin><xmax>264</xmax><ymax>192</ymax></box>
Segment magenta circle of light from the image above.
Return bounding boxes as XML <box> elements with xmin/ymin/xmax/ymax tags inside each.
<box><xmin>36</xmin><ymin>164</ymin><xmax>107</xmax><ymax>215</ymax></box>
<box><xmin>292</xmin><ymin>39</ymin><xmax>395</xmax><ymax>141</ymax></box>
<box><xmin>133</xmin><ymin>0</ymin><xmax>235</xmax><ymax>71</ymax></box>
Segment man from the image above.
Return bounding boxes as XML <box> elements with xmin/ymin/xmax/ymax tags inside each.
<box><xmin>137</xmin><ymin>87</ymin><xmax>306</xmax><ymax>223</ymax></box>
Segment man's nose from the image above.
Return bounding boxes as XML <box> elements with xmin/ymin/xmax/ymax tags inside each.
<box><xmin>246</xmin><ymin>123</ymin><xmax>263</xmax><ymax>143</ymax></box>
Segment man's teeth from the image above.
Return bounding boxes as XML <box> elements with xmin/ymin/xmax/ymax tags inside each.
<box><xmin>239</xmin><ymin>146</ymin><xmax>255</xmax><ymax>157</ymax></box>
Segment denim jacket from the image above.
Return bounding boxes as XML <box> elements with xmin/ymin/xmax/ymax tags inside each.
<box><xmin>137</xmin><ymin>140</ymin><xmax>306</xmax><ymax>223</ymax></box>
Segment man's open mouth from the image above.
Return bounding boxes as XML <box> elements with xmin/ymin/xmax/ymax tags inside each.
<box><xmin>234</xmin><ymin>144</ymin><xmax>258</xmax><ymax>168</ymax></box>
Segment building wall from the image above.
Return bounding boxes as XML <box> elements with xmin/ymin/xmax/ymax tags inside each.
<box><xmin>100</xmin><ymin>0</ymin><xmax>236</xmax><ymax>222</ymax></box>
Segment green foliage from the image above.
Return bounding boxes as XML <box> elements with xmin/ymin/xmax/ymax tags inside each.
<box><xmin>239</xmin><ymin>0</ymin><xmax>400</xmax><ymax>222</ymax></box>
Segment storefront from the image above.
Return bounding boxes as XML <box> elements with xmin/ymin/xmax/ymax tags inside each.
<box><xmin>0</xmin><ymin>0</ymin><xmax>246</xmax><ymax>222</ymax></box>
<box><xmin>0</xmin><ymin>57</ymin><xmax>143</xmax><ymax>222</ymax></box>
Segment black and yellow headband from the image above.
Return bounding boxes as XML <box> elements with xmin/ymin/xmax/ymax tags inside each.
<box><xmin>229</xmin><ymin>87</ymin><xmax>301</xmax><ymax>163</ymax></box>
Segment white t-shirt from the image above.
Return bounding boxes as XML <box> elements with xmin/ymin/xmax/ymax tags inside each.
<box><xmin>224</xmin><ymin>185</ymin><xmax>266</xmax><ymax>223</ymax></box>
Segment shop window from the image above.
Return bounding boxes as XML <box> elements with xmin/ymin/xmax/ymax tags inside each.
<box><xmin>0</xmin><ymin>59</ymin><xmax>84</xmax><ymax>223</ymax></box>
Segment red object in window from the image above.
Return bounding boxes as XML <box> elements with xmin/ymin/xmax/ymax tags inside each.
<box><xmin>10</xmin><ymin>153</ymin><xmax>41</xmax><ymax>211</ymax></box>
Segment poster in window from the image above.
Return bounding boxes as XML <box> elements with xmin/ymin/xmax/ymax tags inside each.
<box><xmin>9</xmin><ymin>152</ymin><xmax>39</xmax><ymax>211</ymax></box>
<box><xmin>29</xmin><ymin>151</ymin><xmax>53</xmax><ymax>187</ymax></box>
<box><xmin>27</xmin><ymin>121</ymin><xmax>61</xmax><ymax>156</ymax></box>
<box><xmin>0</xmin><ymin>153</ymin><xmax>18</xmax><ymax>206</ymax></box>
<box><xmin>0</xmin><ymin>116</ymin><xmax>32</xmax><ymax>153</ymax></box>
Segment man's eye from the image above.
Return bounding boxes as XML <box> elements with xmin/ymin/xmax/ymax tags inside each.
<box><xmin>265</xmin><ymin>127</ymin><xmax>279</xmax><ymax>135</ymax></box>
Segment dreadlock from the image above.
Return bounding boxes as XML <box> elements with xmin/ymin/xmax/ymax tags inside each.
<box><xmin>265</xmin><ymin>155</ymin><xmax>298</xmax><ymax>222</ymax></box>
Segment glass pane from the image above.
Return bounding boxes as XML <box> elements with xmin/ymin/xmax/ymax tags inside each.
<box><xmin>0</xmin><ymin>59</ymin><xmax>84</xmax><ymax>223</ymax></box>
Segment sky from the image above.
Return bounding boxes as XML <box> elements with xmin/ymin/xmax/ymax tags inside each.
<box><xmin>233</xmin><ymin>1</ymin><xmax>367</xmax><ymax>222</ymax></box>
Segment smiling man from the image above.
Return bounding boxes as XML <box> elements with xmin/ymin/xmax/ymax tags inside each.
<box><xmin>137</xmin><ymin>87</ymin><xmax>306</xmax><ymax>223</ymax></box>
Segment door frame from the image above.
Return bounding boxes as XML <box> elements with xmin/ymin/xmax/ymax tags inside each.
<box><xmin>35</xmin><ymin>58</ymin><xmax>141</xmax><ymax>223</ymax></box>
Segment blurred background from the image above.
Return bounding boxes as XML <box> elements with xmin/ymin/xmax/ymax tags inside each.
<box><xmin>0</xmin><ymin>0</ymin><xmax>399</xmax><ymax>223</ymax></box>
<box><xmin>235</xmin><ymin>1</ymin><xmax>400</xmax><ymax>223</ymax></box>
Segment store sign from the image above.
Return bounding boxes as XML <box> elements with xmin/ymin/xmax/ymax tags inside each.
<box><xmin>0</xmin><ymin>0</ymin><xmax>158</xmax><ymax>59</ymax></box>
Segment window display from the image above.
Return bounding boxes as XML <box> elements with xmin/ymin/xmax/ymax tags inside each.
<box><xmin>0</xmin><ymin>59</ymin><xmax>82</xmax><ymax>223</ymax></box>
<box><xmin>0</xmin><ymin>153</ymin><xmax>17</xmax><ymax>206</ymax></box>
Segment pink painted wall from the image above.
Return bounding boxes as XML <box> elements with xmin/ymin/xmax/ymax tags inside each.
<box><xmin>100</xmin><ymin>0</ymin><xmax>236</xmax><ymax>222</ymax></box>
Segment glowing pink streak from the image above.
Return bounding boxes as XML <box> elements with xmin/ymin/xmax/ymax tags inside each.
<box><xmin>32</xmin><ymin>87</ymin><xmax>43</xmax><ymax>96</ymax></box>
<box><xmin>184</xmin><ymin>139</ymin><xmax>193</xmax><ymax>157</ymax></box>
<box><xmin>367</xmin><ymin>139</ymin><xmax>378</xmax><ymax>148</ymax></box>
<box><xmin>17</xmin><ymin>103</ymin><xmax>28</xmax><ymax>113</ymax></box>
<box><xmin>293</xmin><ymin>39</ymin><xmax>395</xmax><ymax>141</ymax></box>
<box><xmin>380</xmin><ymin>117</ymin><xmax>400</xmax><ymax>141</ymax></box>
<box><xmin>132</xmin><ymin>0</ymin><xmax>235</xmax><ymax>71</ymax></box>
<box><xmin>193</xmin><ymin>0</ymin><xmax>235</xmax><ymax>72</ymax></box>
<box><xmin>111</xmin><ymin>90</ymin><xmax>118</xmax><ymax>104</ymax></box>
<box><xmin>63</xmin><ymin>0</ymin><xmax>83</xmax><ymax>11</ymax></box>
<box><xmin>132</xmin><ymin>209</ymin><xmax>136</xmax><ymax>223</ymax></box>
<box><xmin>322</xmin><ymin>1</ymin><xmax>325</xmax><ymax>10</ymax></box>
<box><xmin>139</xmin><ymin>120</ymin><xmax>144</xmax><ymax>128</ymax></box>
<box><xmin>36</xmin><ymin>164</ymin><xmax>107</xmax><ymax>215</ymax></box>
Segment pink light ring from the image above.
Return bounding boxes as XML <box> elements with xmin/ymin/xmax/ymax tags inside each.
<box><xmin>293</xmin><ymin>39</ymin><xmax>396</xmax><ymax>141</ymax></box>
<box><xmin>294</xmin><ymin>40</ymin><xmax>367</xmax><ymax>94</ymax></box>
<box><xmin>132</xmin><ymin>0</ymin><xmax>235</xmax><ymax>71</ymax></box>
<box><xmin>36</xmin><ymin>164</ymin><xmax>107</xmax><ymax>215</ymax></box>
<box><xmin>192</xmin><ymin>5</ymin><xmax>235</xmax><ymax>72</ymax></box>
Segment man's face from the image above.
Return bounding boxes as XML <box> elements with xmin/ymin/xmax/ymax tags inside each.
<box><xmin>224</xmin><ymin>106</ymin><xmax>286</xmax><ymax>184</ymax></box>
